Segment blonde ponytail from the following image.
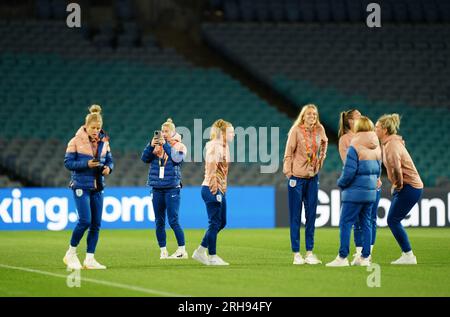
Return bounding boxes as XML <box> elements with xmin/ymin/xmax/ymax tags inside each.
<box><xmin>210</xmin><ymin>119</ymin><xmax>232</xmax><ymax>140</ymax></box>
<box><xmin>338</xmin><ymin>108</ymin><xmax>359</xmax><ymax>138</ymax></box>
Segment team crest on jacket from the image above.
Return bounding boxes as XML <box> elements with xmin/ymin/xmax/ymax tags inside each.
<box><xmin>289</xmin><ymin>179</ymin><xmax>297</xmax><ymax>187</ymax></box>
<box><xmin>75</xmin><ymin>189</ymin><xmax>83</xmax><ymax>197</ymax></box>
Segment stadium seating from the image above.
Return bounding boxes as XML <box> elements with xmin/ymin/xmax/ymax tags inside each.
<box><xmin>214</xmin><ymin>0</ymin><xmax>450</xmax><ymax>23</ymax></box>
<box><xmin>0</xmin><ymin>20</ymin><xmax>293</xmax><ymax>188</ymax></box>
<box><xmin>202</xmin><ymin>23</ymin><xmax>450</xmax><ymax>186</ymax></box>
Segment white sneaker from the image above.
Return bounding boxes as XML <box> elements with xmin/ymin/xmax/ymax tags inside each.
<box><xmin>305</xmin><ymin>253</ymin><xmax>322</xmax><ymax>265</ymax></box>
<box><xmin>293</xmin><ymin>253</ymin><xmax>305</xmax><ymax>265</ymax></box>
<box><xmin>83</xmin><ymin>258</ymin><xmax>106</xmax><ymax>270</ymax></box>
<box><xmin>192</xmin><ymin>248</ymin><xmax>209</xmax><ymax>265</ymax></box>
<box><xmin>326</xmin><ymin>256</ymin><xmax>350</xmax><ymax>267</ymax></box>
<box><xmin>350</xmin><ymin>253</ymin><xmax>361</xmax><ymax>266</ymax></box>
<box><xmin>352</xmin><ymin>256</ymin><xmax>371</xmax><ymax>267</ymax></box>
<box><xmin>208</xmin><ymin>255</ymin><xmax>229</xmax><ymax>266</ymax></box>
<box><xmin>391</xmin><ymin>252</ymin><xmax>417</xmax><ymax>265</ymax></box>
<box><xmin>160</xmin><ymin>249</ymin><xmax>169</xmax><ymax>259</ymax></box>
<box><xmin>169</xmin><ymin>249</ymin><xmax>189</xmax><ymax>259</ymax></box>
<box><xmin>63</xmin><ymin>253</ymin><xmax>82</xmax><ymax>270</ymax></box>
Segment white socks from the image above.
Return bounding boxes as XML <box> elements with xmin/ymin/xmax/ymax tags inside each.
<box><xmin>178</xmin><ymin>246</ymin><xmax>186</xmax><ymax>252</ymax></box>
<box><xmin>405</xmin><ymin>251</ymin><xmax>414</xmax><ymax>256</ymax></box>
<box><xmin>356</xmin><ymin>247</ymin><xmax>362</xmax><ymax>255</ymax></box>
<box><xmin>160</xmin><ymin>247</ymin><xmax>167</xmax><ymax>252</ymax></box>
<box><xmin>198</xmin><ymin>246</ymin><xmax>207</xmax><ymax>253</ymax></box>
<box><xmin>67</xmin><ymin>246</ymin><xmax>77</xmax><ymax>255</ymax></box>
<box><xmin>86</xmin><ymin>253</ymin><xmax>94</xmax><ymax>260</ymax></box>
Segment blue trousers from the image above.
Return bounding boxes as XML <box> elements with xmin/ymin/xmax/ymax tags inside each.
<box><xmin>70</xmin><ymin>189</ymin><xmax>103</xmax><ymax>253</ymax></box>
<box><xmin>387</xmin><ymin>184</ymin><xmax>423</xmax><ymax>252</ymax></box>
<box><xmin>288</xmin><ymin>175</ymin><xmax>318</xmax><ymax>253</ymax></box>
<box><xmin>200</xmin><ymin>186</ymin><xmax>227</xmax><ymax>255</ymax></box>
<box><xmin>152</xmin><ymin>187</ymin><xmax>185</xmax><ymax>248</ymax></box>
<box><xmin>339</xmin><ymin>202</ymin><xmax>372</xmax><ymax>258</ymax></box>
<box><xmin>354</xmin><ymin>188</ymin><xmax>381</xmax><ymax>247</ymax></box>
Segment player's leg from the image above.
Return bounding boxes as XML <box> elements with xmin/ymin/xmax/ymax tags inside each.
<box><xmin>64</xmin><ymin>188</ymin><xmax>91</xmax><ymax>270</ymax></box>
<box><xmin>152</xmin><ymin>189</ymin><xmax>168</xmax><ymax>259</ymax></box>
<box><xmin>327</xmin><ymin>202</ymin><xmax>360</xmax><ymax>267</ymax></box>
<box><xmin>209</xmin><ymin>192</ymin><xmax>229</xmax><ymax>266</ymax></box>
<box><xmin>288</xmin><ymin>176</ymin><xmax>305</xmax><ymax>265</ymax></box>
<box><xmin>304</xmin><ymin>175</ymin><xmax>322</xmax><ymax>264</ymax></box>
<box><xmin>166</xmin><ymin>188</ymin><xmax>188</xmax><ymax>259</ymax></box>
<box><xmin>83</xmin><ymin>190</ymin><xmax>106</xmax><ymax>269</ymax></box>
<box><xmin>388</xmin><ymin>185</ymin><xmax>423</xmax><ymax>264</ymax></box>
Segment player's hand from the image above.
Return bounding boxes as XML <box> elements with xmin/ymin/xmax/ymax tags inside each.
<box><xmin>210</xmin><ymin>181</ymin><xmax>218</xmax><ymax>195</ymax></box>
<box><xmin>102</xmin><ymin>166</ymin><xmax>111</xmax><ymax>175</ymax></box>
<box><xmin>151</xmin><ymin>137</ymin><xmax>159</xmax><ymax>147</ymax></box>
<box><xmin>88</xmin><ymin>159</ymin><xmax>100</xmax><ymax>168</ymax></box>
<box><xmin>377</xmin><ymin>178</ymin><xmax>382</xmax><ymax>189</ymax></box>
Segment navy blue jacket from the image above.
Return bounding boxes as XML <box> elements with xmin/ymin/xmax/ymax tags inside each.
<box><xmin>337</xmin><ymin>131</ymin><xmax>381</xmax><ymax>203</ymax></box>
<box><xmin>64</xmin><ymin>126</ymin><xmax>114</xmax><ymax>191</ymax></box>
<box><xmin>141</xmin><ymin>134</ymin><xmax>186</xmax><ymax>189</ymax></box>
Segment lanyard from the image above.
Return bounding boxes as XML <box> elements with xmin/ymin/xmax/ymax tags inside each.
<box><xmin>158</xmin><ymin>152</ymin><xmax>169</xmax><ymax>167</ymax></box>
<box><xmin>89</xmin><ymin>137</ymin><xmax>99</xmax><ymax>159</ymax></box>
<box><xmin>300</xmin><ymin>125</ymin><xmax>318</xmax><ymax>164</ymax></box>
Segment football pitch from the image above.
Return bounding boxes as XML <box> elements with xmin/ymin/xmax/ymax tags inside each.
<box><xmin>0</xmin><ymin>228</ymin><xmax>449</xmax><ymax>297</ymax></box>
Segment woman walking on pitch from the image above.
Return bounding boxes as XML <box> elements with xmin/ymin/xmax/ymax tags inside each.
<box><xmin>327</xmin><ymin>116</ymin><xmax>381</xmax><ymax>267</ymax></box>
<box><xmin>192</xmin><ymin>119</ymin><xmax>234</xmax><ymax>266</ymax></box>
<box><xmin>63</xmin><ymin>104</ymin><xmax>114</xmax><ymax>270</ymax></box>
<box><xmin>375</xmin><ymin>114</ymin><xmax>423</xmax><ymax>265</ymax></box>
<box><xmin>141</xmin><ymin>118</ymin><xmax>188</xmax><ymax>259</ymax></box>
<box><xmin>283</xmin><ymin>104</ymin><xmax>328</xmax><ymax>265</ymax></box>
<box><xmin>338</xmin><ymin>109</ymin><xmax>381</xmax><ymax>264</ymax></box>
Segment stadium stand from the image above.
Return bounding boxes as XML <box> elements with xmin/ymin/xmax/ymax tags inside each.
<box><xmin>212</xmin><ymin>0</ymin><xmax>450</xmax><ymax>23</ymax></box>
<box><xmin>0</xmin><ymin>19</ymin><xmax>291</xmax><ymax>188</ymax></box>
<box><xmin>1</xmin><ymin>1</ymin><xmax>448</xmax><ymax>189</ymax></box>
<box><xmin>201</xmin><ymin>22</ymin><xmax>450</xmax><ymax>186</ymax></box>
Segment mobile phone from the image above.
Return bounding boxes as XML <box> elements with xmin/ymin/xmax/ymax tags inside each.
<box><xmin>92</xmin><ymin>158</ymin><xmax>99</xmax><ymax>163</ymax></box>
<box><xmin>154</xmin><ymin>130</ymin><xmax>161</xmax><ymax>138</ymax></box>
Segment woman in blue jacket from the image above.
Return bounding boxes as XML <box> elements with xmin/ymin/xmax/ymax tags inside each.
<box><xmin>326</xmin><ymin>116</ymin><xmax>381</xmax><ymax>267</ymax></box>
<box><xmin>141</xmin><ymin>118</ymin><xmax>188</xmax><ymax>259</ymax></box>
<box><xmin>63</xmin><ymin>105</ymin><xmax>114</xmax><ymax>270</ymax></box>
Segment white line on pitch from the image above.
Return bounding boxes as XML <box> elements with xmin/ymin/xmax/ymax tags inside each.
<box><xmin>0</xmin><ymin>263</ymin><xmax>190</xmax><ymax>297</ymax></box>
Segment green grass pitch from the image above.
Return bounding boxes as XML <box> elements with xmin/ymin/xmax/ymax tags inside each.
<box><xmin>0</xmin><ymin>228</ymin><xmax>449</xmax><ymax>297</ymax></box>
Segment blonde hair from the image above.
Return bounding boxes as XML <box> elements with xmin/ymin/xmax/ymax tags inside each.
<box><xmin>161</xmin><ymin>118</ymin><xmax>176</xmax><ymax>133</ymax></box>
<box><xmin>210</xmin><ymin>119</ymin><xmax>232</xmax><ymax>140</ymax></box>
<box><xmin>291</xmin><ymin>104</ymin><xmax>320</xmax><ymax>130</ymax></box>
<box><xmin>354</xmin><ymin>116</ymin><xmax>374</xmax><ymax>133</ymax></box>
<box><xmin>85</xmin><ymin>104</ymin><xmax>103</xmax><ymax>126</ymax></box>
<box><xmin>377</xmin><ymin>113</ymin><xmax>401</xmax><ymax>135</ymax></box>
<box><xmin>338</xmin><ymin>109</ymin><xmax>359</xmax><ymax>138</ymax></box>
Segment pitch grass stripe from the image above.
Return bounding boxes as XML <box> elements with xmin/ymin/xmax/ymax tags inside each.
<box><xmin>0</xmin><ymin>264</ymin><xmax>190</xmax><ymax>297</ymax></box>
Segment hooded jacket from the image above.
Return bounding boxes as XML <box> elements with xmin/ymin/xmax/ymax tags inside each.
<box><xmin>283</xmin><ymin>123</ymin><xmax>328</xmax><ymax>178</ymax></box>
<box><xmin>141</xmin><ymin>132</ymin><xmax>187</xmax><ymax>189</ymax></box>
<box><xmin>64</xmin><ymin>126</ymin><xmax>114</xmax><ymax>190</ymax></box>
<box><xmin>382</xmin><ymin>134</ymin><xmax>423</xmax><ymax>189</ymax></box>
<box><xmin>337</xmin><ymin>131</ymin><xmax>381</xmax><ymax>203</ymax></box>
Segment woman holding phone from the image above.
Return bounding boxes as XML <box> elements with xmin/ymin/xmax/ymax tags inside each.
<box><xmin>63</xmin><ymin>104</ymin><xmax>113</xmax><ymax>270</ymax></box>
<box><xmin>141</xmin><ymin>118</ymin><xmax>188</xmax><ymax>259</ymax></box>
